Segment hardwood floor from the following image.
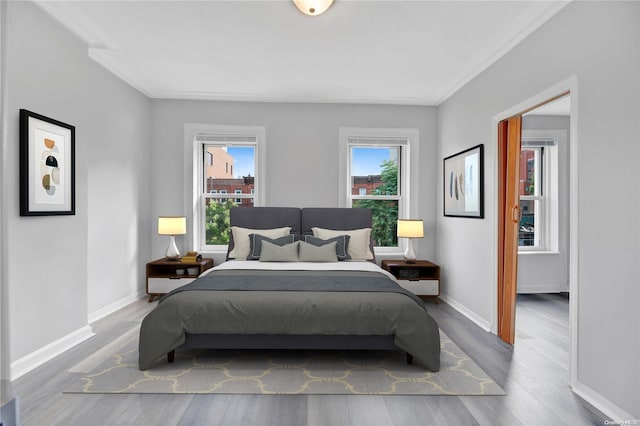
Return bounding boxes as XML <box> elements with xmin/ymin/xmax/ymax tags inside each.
<box><xmin>4</xmin><ymin>293</ymin><xmax>608</xmax><ymax>425</ymax></box>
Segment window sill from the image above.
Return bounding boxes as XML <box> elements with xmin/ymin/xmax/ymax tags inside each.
<box><xmin>518</xmin><ymin>250</ymin><xmax>560</xmax><ymax>255</ymax></box>
<box><xmin>374</xmin><ymin>247</ymin><xmax>404</xmax><ymax>258</ymax></box>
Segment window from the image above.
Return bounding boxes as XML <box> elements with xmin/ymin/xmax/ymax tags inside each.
<box><xmin>203</xmin><ymin>151</ymin><xmax>249</xmax><ymax>245</ymax></box>
<box><xmin>187</xmin><ymin>124</ymin><xmax>266</xmax><ymax>253</ymax></box>
<box><xmin>518</xmin><ymin>147</ymin><xmax>542</xmax><ymax>247</ymax></box>
<box><xmin>339</xmin><ymin>127</ymin><xmax>418</xmax><ymax>252</ymax></box>
<box><xmin>518</xmin><ymin>138</ymin><xmax>558</xmax><ymax>251</ymax></box>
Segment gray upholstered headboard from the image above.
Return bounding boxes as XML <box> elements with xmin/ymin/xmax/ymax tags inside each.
<box><xmin>300</xmin><ymin>208</ymin><xmax>372</xmax><ymax>236</ymax></box>
<box><xmin>226</xmin><ymin>207</ymin><xmax>374</xmax><ymax>260</ymax></box>
<box><xmin>227</xmin><ymin>207</ymin><xmax>300</xmax><ymax>259</ymax></box>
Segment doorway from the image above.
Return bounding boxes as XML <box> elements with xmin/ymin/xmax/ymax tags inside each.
<box><xmin>497</xmin><ymin>91</ymin><xmax>573</xmax><ymax>346</ymax></box>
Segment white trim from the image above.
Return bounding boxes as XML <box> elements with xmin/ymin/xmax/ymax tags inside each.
<box><xmin>490</xmin><ymin>76</ymin><xmax>578</xmax><ymax>388</ymax></box>
<box><xmin>154</xmin><ymin>89</ymin><xmax>439</xmax><ymax>106</ymax></box>
<box><xmin>433</xmin><ymin>1</ymin><xmax>571</xmax><ymax>104</ymax></box>
<box><xmin>568</xmin><ymin>81</ymin><xmax>579</xmax><ymax>389</ymax></box>
<box><xmin>0</xmin><ymin>0</ymin><xmax>7</xmax><ymax>383</ymax></box>
<box><xmin>34</xmin><ymin>1</ymin><xmax>569</xmax><ymax>107</ymax></box>
<box><xmin>88</xmin><ymin>292</ymin><xmax>146</xmax><ymax>324</ymax></box>
<box><xmin>439</xmin><ymin>294</ymin><xmax>491</xmax><ymax>332</ymax></box>
<box><xmin>518</xmin><ymin>250</ymin><xmax>560</xmax><ymax>256</ymax></box>
<box><xmin>374</xmin><ymin>246</ymin><xmax>404</xmax><ymax>258</ymax></box>
<box><xmin>572</xmin><ymin>380</ymin><xmax>636</xmax><ymax>424</ymax></box>
<box><xmin>10</xmin><ymin>326</ymin><xmax>95</xmax><ymax>381</ymax></box>
<box><xmin>89</xmin><ymin>48</ymin><xmax>153</xmax><ymax>97</ymax></box>
<box><xmin>33</xmin><ymin>1</ymin><xmax>119</xmax><ymax>49</ymax></box>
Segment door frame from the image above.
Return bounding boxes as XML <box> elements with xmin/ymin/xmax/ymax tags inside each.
<box><xmin>490</xmin><ymin>75</ymin><xmax>579</xmax><ymax>387</ymax></box>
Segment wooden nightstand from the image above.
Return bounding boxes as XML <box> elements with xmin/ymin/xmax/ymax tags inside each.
<box><xmin>381</xmin><ymin>259</ymin><xmax>440</xmax><ymax>303</ymax></box>
<box><xmin>146</xmin><ymin>257</ymin><xmax>214</xmax><ymax>302</ymax></box>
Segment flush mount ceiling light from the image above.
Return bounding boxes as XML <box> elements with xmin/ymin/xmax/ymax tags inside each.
<box><xmin>292</xmin><ymin>0</ymin><xmax>334</xmax><ymax>16</ymax></box>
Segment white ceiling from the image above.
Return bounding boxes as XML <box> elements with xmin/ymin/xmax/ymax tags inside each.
<box><xmin>37</xmin><ymin>0</ymin><xmax>570</xmax><ymax>105</ymax></box>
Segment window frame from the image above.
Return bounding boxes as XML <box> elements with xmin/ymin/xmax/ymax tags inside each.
<box><xmin>186</xmin><ymin>123</ymin><xmax>266</xmax><ymax>254</ymax></box>
<box><xmin>518</xmin><ymin>137</ymin><xmax>559</xmax><ymax>253</ymax></box>
<box><xmin>338</xmin><ymin>127</ymin><xmax>419</xmax><ymax>256</ymax></box>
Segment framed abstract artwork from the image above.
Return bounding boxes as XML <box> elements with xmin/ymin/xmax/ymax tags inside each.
<box><xmin>443</xmin><ymin>144</ymin><xmax>484</xmax><ymax>218</ymax></box>
<box><xmin>19</xmin><ymin>109</ymin><xmax>75</xmax><ymax>216</ymax></box>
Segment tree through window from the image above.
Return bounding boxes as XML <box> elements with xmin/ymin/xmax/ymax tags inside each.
<box><xmin>349</xmin><ymin>145</ymin><xmax>405</xmax><ymax>247</ymax></box>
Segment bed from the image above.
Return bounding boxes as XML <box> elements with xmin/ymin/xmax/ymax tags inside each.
<box><xmin>138</xmin><ymin>207</ymin><xmax>441</xmax><ymax>371</ymax></box>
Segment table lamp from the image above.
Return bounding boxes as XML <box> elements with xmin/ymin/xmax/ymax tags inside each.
<box><xmin>397</xmin><ymin>219</ymin><xmax>424</xmax><ymax>263</ymax></box>
<box><xmin>158</xmin><ymin>216</ymin><xmax>186</xmax><ymax>260</ymax></box>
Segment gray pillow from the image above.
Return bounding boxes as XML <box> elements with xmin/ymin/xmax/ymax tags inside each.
<box><xmin>299</xmin><ymin>240</ymin><xmax>338</xmax><ymax>262</ymax></box>
<box><xmin>247</xmin><ymin>234</ymin><xmax>296</xmax><ymax>260</ymax></box>
<box><xmin>303</xmin><ymin>235</ymin><xmax>351</xmax><ymax>261</ymax></box>
<box><xmin>259</xmin><ymin>240</ymin><xmax>299</xmax><ymax>262</ymax></box>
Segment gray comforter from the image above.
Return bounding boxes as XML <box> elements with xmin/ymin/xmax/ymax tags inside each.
<box><xmin>138</xmin><ymin>268</ymin><xmax>440</xmax><ymax>371</ymax></box>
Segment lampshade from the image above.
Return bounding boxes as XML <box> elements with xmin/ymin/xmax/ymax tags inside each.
<box><xmin>158</xmin><ymin>216</ymin><xmax>186</xmax><ymax>236</ymax></box>
<box><xmin>397</xmin><ymin>219</ymin><xmax>424</xmax><ymax>239</ymax></box>
<box><xmin>292</xmin><ymin>0</ymin><xmax>334</xmax><ymax>16</ymax></box>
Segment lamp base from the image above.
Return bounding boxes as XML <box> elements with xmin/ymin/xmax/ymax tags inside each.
<box><xmin>165</xmin><ymin>235</ymin><xmax>181</xmax><ymax>260</ymax></box>
<box><xmin>403</xmin><ymin>238</ymin><xmax>417</xmax><ymax>263</ymax></box>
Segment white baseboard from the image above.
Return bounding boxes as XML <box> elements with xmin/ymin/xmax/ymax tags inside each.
<box><xmin>572</xmin><ymin>380</ymin><xmax>637</xmax><ymax>423</ymax></box>
<box><xmin>10</xmin><ymin>325</ymin><xmax>95</xmax><ymax>381</ymax></box>
<box><xmin>439</xmin><ymin>294</ymin><xmax>492</xmax><ymax>332</ymax></box>
<box><xmin>88</xmin><ymin>291</ymin><xmax>145</xmax><ymax>324</ymax></box>
<box><xmin>440</xmin><ymin>293</ymin><xmax>636</xmax><ymax>423</ymax></box>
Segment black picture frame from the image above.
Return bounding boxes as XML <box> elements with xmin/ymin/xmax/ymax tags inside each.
<box><xmin>443</xmin><ymin>144</ymin><xmax>484</xmax><ymax>218</ymax></box>
<box><xmin>19</xmin><ymin>109</ymin><xmax>75</xmax><ymax>216</ymax></box>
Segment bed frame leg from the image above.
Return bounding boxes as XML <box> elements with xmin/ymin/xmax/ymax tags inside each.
<box><xmin>406</xmin><ymin>353</ymin><xmax>413</xmax><ymax>364</ymax></box>
<box><xmin>168</xmin><ymin>350</ymin><xmax>175</xmax><ymax>363</ymax></box>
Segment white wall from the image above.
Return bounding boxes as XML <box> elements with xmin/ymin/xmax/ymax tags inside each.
<box><xmin>517</xmin><ymin>115</ymin><xmax>570</xmax><ymax>293</ymax></box>
<box><xmin>437</xmin><ymin>1</ymin><xmax>639</xmax><ymax>418</ymax></box>
<box><xmin>0</xmin><ymin>1</ymin><xmax>151</xmax><ymax>378</ymax></box>
<box><xmin>150</xmin><ymin>100</ymin><xmax>438</xmax><ymax>264</ymax></box>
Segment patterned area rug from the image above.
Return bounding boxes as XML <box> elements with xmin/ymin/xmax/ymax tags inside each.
<box><xmin>64</xmin><ymin>331</ymin><xmax>504</xmax><ymax>395</ymax></box>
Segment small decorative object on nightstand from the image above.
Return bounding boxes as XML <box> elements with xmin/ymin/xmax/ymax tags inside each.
<box><xmin>146</xmin><ymin>257</ymin><xmax>213</xmax><ymax>302</ymax></box>
<box><xmin>382</xmin><ymin>259</ymin><xmax>440</xmax><ymax>303</ymax></box>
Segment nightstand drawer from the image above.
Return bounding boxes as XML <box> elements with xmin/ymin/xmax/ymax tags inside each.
<box><xmin>148</xmin><ymin>277</ymin><xmax>196</xmax><ymax>294</ymax></box>
<box><xmin>397</xmin><ymin>280</ymin><xmax>439</xmax><ymax>296</ymax></box>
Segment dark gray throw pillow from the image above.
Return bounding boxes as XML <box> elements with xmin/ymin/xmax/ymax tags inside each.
<box><xmin>247</xmin><ymin>234</ymin><xmax>296</xmax><ymax>260</ymax></box>
<box><xmin>303</xmin><ymin>235</ymin><xmax>351</xmax><ymax>261</ymax></box>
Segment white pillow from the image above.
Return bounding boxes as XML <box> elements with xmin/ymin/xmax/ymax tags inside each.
<box><xmin>229</xmin><ymin>226</ymin><xmax>292</xmax><ymax>260</ymax></box>
<box><xmin>311</xmin><ymin>227</ymin><xmax>373</xmax><ymax>260</ymax></box>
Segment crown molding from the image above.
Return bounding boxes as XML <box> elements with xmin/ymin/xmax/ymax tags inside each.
<box><xmin>34</xmin><ymin>1</ymin><xmax>118</xmax><ymax>49</ymax></box>
<box><xmin>35</xmin><ymin>0</ymin><xmax>571</xmax><ymax>107</ymax></box>
<box><xmin>88</xmin><ymin>48</ymin><xmax>154</xmax><ymax>98</ymax></box>
<box><xmin>150</xmin><ymin>90</ymin><xmax>438</xmax><ymax>106</ymax></box>
<box><xmin>433</xmin><ymin>0</ymin><xmax>572</xmax><ymax>105</ymax></box>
